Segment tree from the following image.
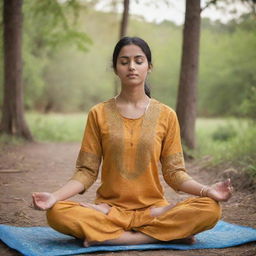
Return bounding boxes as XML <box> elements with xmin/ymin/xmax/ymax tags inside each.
<box><xmin>0</xmin><ymin>0</ymin><xmax>92</xmax><ymax>139</ymax></box>
<box><xmin>119</xmin><ymin>0</ymin><xmax>130</xmax><ymax>38</ymax></box>
<box><xmin>0</xmin><ymin>0</ymin><xmax>33</xmax><ymax>140</ymax></box>
<box><xmin>114</xmin><ymin>0</ymin><xmax>130</xmax><ymax>95</ymax></box>
<box><xmin>176</xmin><ymin>0</ymin><xmax>201</xmax><ymax>149</ymax></box>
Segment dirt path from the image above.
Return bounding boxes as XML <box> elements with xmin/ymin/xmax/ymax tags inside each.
<box><xmin>0</xmin><ymin>142</ymin><xmax>255</xmax><ymax>256</ymax></box>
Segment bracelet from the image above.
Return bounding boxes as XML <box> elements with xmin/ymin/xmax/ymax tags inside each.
<box><xmin>200</xmin><ymin>186</ymin><xmax>209</xmax><ymax>197</ymax></box>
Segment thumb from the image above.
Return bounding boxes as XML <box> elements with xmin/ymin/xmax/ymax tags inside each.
<box><xmin>224</xmin><ymin>178</ymin><xmax>231</xmax><ymax>186</ymax></box>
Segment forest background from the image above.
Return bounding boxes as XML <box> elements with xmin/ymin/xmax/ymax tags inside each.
<box><xmin>0</xmin><ymin>0</ymin><xmax>255</xmax><ymax>180</ymax></box>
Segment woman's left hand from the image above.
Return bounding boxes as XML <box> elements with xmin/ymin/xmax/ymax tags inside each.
<box><xmin>207</xmin><ymin>178</ymin><xmax>233</xmax><ymax>202</ymax></box>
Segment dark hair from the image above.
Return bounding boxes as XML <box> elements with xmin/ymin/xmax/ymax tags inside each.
<box><xmin>112</xmin><ymin>37</ymin><xmax>152</xmax><ymax>98</ymax></box>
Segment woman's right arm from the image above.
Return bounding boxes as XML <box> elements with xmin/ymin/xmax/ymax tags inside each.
<box><xmin>32</xmin><ymin>180</ymin><xmax>84</xmax><ymax>210</ymax></box>
<box><xmin>33</xmin><ymin>109</ymin><xmax>102</xmax><ymax>211</ymax></box>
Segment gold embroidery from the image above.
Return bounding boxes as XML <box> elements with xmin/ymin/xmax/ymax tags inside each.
<box><xmin>161</xmin><ymin>152</ymin><xmax>185</xmax><ymax>171</ymax></box>
<box><xmin>161</xmin><ymin>152</ymin><xmax>192</xmax><ymax>191</ymax></box>
<box><xmin>76</xmin><ymin>150</ymin><xmax>101</xmax><ymax>174</ymax></box>
<box><xmin>134</xmin><ymin>101</ymin><xmax>161</xmax><ymax>179</ymax></box>
<box><xmin>104</xmin><ymin>99</ymin><xmax>161</xmax><ymax>180</ymax></box>
<box><xmin>71</xmin><ymin>151</ymin><xmax>101</xmax><ymax>191</ymax></box>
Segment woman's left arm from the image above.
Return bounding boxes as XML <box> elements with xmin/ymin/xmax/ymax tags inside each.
<box><xmin>179</xmin><ymin>178</ymin><xmax>233</xmax><ymax>202</ymax></box>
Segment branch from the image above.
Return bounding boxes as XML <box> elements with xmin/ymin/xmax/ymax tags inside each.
<box><xmin>201</xmin><ymin>0</ymin><xmax>218</xmax><ymax>13</ymax></box>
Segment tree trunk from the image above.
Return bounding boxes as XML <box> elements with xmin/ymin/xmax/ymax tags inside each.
<box><xmin>114</xmin><ymin>0</ymin><xmax>130</xmax><ymax>95</ymax></box>
<box><xmin>119</xmin><ymin>0</ymin><xmax>130</xmax><ymax>38</ymax></box>
<box><xmin>176</xmin><ymin>0</ymin><xmax>201</xmax><ymax>149</ymax></box>
<box><xmin>0</xmin><ymin>0</ymin><xmax>33</xmax><ymax>140</ymax></box>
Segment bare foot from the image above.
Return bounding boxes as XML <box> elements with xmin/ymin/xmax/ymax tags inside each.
<box><xmin>171</xmin><ymin>235</ymin><xmax>196</xmax><ymax>245</ymax></box>
<box><xmin>80</xmin><ymin>202</ymin><xmax>111</xmax><ymax>215</ymax></box>
<box><xmin>83</xmin><ymin>239</ymin><xmax>101</xmax><ymax>247</ymax></box>
<box><xmin>83</xmin><ymin>239</ymin><xmax>90</xmax><ymax>247</ymax></box>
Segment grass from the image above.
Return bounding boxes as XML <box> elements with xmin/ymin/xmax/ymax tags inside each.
<box><xmin>195</xmin><ymin>118</ymin><xmax>256</xmax><ymax>177</ymax></box>
<box><xmin>27</xmin><ymin>112</ymin><xmax>87</xmax><ymax>142</ymax></box>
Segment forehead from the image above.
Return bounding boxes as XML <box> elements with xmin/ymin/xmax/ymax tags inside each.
<box><xmin>118</xmin><ymin>44</ymin><xmax>146</xmax><ymax>58</ymax></box>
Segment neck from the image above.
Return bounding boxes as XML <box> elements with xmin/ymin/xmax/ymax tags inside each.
<box><xmin>117</xmin><ymin>85</ymin><xmax>148</xmax><ymax>103</ymax></box>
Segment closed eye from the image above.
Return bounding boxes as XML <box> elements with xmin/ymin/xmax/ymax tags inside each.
<box><xmin>135</xmin><ymin>56</ymin><xmax>144</xmax><ymax>64</ymax></box>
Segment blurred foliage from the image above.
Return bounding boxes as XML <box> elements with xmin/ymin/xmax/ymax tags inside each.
<box><xmin>0</xmin><ymin>1</ymin><xmax>255</xmax><ymax>118</ymax></box>
<box><xmin>0</xmin><ymin>0</ymin><xmax>92</xmax><ymax>111</ymax></box>
<box><xmin>27</xmin><ymin>112</ymin><xmax>86</xmax><ymax>142</ymax></box>
<box><xmin>212</xmin><ymin>125</ymin><xmax>237</xmax><ymax>141</ymax></box>
<box><xmin>196</xmin><ymin>118</ymin><xmax>256</xmax><ymax>176</ymax></box>
<box><xmin>199</xmin><ymin>15</ymin><xmax>256</xmax><ymax>118</ymax></box>
<box><xmin>239</xmin><ymin>84</ymin><xmax>256</xmax><ymax>119</ymax></box>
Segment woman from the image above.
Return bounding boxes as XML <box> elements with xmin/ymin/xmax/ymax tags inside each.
<box><xmin>32</xmin><ymin>37</ymin><xmax>233</xmax><ymax>247</ymax></box>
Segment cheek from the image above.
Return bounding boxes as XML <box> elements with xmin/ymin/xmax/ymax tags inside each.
<box><xmin>138</xmin><ymin>65</ymin><xmax>149</xmax><ymax>76</ymax></box>
<box><xmin>115</xmin><ymin>66</ymin><xmax>125</xmax><ymax>77</ymax></box>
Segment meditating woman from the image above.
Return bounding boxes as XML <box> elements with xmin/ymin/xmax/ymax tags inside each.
<box><xmin>32</xmin><ymin>36</ymin><xmax>233</xmax><ymax>247</ymax></box>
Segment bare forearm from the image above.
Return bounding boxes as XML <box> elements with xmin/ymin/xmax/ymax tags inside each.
<box><xmin>178</xmin><ymin>179</ymin><xmax>206</xmax><ymax>197</ymax></box>
<box><xmin>52</xmin><ymin>180</ymin><xmax>84</xmax><ymax>201</ymax></box>
<box><xmin>178</xmin><ymin>178</ymin><xmax>233</xmax><ymax>202</ymax></box>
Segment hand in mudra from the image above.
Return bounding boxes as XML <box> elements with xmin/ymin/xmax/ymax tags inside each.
<box><xmin>208</xmin><ymin>178</ymin><xmax>233</xmax><ymax>202</ymax></box>
<box><xmin>32</xmin><ymin>192</ymin><xmax>57</xmax><ymax>210</ymax></box>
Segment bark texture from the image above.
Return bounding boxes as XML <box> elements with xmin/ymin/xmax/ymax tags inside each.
<box><xmin>119</xmin><ymin>0</ymin><xmax>130</xmax><ymax>38</ymax></box>
<box><xmin>176</xmin><ymin>0</ymin><xmax>201</xmax><ymax>149</ymax></box>
<box><xmin>1</xmin><ymin>0</ymin><xmax>33</xmax><ymax>140</ymax></box>
<box><xmin>114</xmin><ymin>0</ymin><xmax>130</xmax><ymax>95</ymax></box>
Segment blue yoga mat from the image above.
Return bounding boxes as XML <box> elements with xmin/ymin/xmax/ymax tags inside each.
<box><xmin>0</xmin><ymin>221</ymin><xmax>255</xmax><ymax>256</ymax></box>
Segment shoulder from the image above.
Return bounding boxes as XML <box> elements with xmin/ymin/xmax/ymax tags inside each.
<box><xmin>151</xmin><ymin>98</ymin><xmax>177</xmax><ymax>119</ymax></box>
<box><xmin>88</xmin><ymin>98</ymin><xmax>114</xmax><ymax>115</ymax></box>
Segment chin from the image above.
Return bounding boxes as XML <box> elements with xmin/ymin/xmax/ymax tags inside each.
<box><xmin>124</xmin><ymin>79</ymin><xmax>143</xmax><ymax>86</ymax></box>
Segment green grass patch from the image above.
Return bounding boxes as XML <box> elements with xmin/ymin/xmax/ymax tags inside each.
<box><xmin>27</xmin><ymin>112</ymin><xmax>87</xmax><ymax>142</ymax></box>
<box><xmin>0</xmin><ymin>133</ymin><xmax>26</xmax><ymax>145</ymax></box>
<box><xmin>196</xmin><ymin>118</ymin><xmax>256</xmax><ymax>177</ymax></box>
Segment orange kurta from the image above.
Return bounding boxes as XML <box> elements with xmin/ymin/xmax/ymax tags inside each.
<box><xmin>71</xmin><ymin>97</ymin><xmax>192</xmax><ymax>209</ymax></box>
<box><xmin>47</xmin><ymin>98</ymin><xmax>221</xmax><ymax>242</ymax></box>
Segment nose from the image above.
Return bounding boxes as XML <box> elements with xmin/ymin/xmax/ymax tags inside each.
<box><xmin>128</xmin><ymin>61</ymin><xmax>135</xmax><ymax>71</ymax></box>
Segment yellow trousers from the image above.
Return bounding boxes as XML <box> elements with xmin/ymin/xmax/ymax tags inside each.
<box><xmin>47</xmin><ymin>197</ymin><xmax>221</xmax><ymax>243</ymax></box>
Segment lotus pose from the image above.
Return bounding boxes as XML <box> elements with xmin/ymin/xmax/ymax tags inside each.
<box><xmin>32</xmin><ymin>37</ymin><xmax>233</xmax><ymax>247</ymax></box>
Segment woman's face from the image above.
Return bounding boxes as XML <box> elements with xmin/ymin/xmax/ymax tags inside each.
<box><xmin>115</xmin><ymin>44</ymin><xmax>151</xmax><ymax>87</ymax></box>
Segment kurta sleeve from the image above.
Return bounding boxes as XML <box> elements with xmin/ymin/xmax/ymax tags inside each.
<box><xmin>70</xmin><ymin>108</ymin><xmax>102</xmax><ymax>193</ymax></box>
<box><xmin>160</xmin><ymin>110</ymin><xmax>193</xmax><ymax>191</ymax></box>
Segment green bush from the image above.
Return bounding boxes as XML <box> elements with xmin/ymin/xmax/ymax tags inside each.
<box><xmin>196</xmin><ymin>118</ymin><xmax>256</xmax><ymax>176</ymax></box>
<box><xmin>27</xmin><ymin>112</ymin><xmax>86</xmax><ymax>142</ymax></box>
<box><xmin>212</xmin><ymin>125</ymin><xmax>237</xmax><ymax>141</ymax></box>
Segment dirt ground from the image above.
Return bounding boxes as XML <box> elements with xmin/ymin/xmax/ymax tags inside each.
<box><xmin>0</xmin><ymin>142</ymin><xmax>255</xmax><ymax>256</ymax></box>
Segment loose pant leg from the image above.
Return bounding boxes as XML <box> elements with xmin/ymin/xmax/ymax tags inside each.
<box><xmin>46</xmin><ymin>201</ymin><xmax>124</xmax><ymax>242</ymax></box>
<box><xmin>136</xmin><ymin>197</ymin><xmax>222</xmax><ymax>241</ymax></box>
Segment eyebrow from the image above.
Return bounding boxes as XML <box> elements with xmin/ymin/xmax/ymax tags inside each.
<box><xmin>119</xmin><ymin>55</ymin><xmax>145</xmax><ymax>59</ymax></box>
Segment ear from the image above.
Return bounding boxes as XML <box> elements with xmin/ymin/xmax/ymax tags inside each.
<box><xmin>148</xmin><ymin>64</ymin><xmax>153</xmax><ymax>73</ymax></box>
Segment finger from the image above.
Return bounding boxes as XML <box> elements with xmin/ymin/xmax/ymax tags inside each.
<box><xmin>32</xmin><ymin>195</ymin><xmax>37</xmax><ymax>205</ymax></box>
<box><xmin>80</xmin><ymin>203</ymin><xmax>89</xmax><ymax>208</ymax></box>
<box><xmin>32</xmin><ymin>196</ymin><xmax>45</xmax><ymax>210</ymax></box>
<box><xmin>224</xmin><ymin>178</ymin><xmax>231</xmax><ymax>186</ymax></box>
<box><xmin>32</xmin><ymin>192</ymin><xmax>40</xmax><ymax>197</ymax></box>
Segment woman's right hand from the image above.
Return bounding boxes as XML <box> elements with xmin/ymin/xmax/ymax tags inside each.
<box><xmin>32</xmin><ymin>192</ymin><xmax>57</xmax><ymax>210</ymax></box>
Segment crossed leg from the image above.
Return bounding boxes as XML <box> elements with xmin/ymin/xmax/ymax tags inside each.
<box><xmin>84</xmin><ymin>231</ymin><xmax>195</xmax><ymax>247</ymax></box>
<box><xmin>47</xmin><ymin>197</ymin><xmax>220</xmax><ymax>248</ymax></box>
<box><xmin>82</xmin><ymin>202</ymin><xmax>196</xmax><ymax>247</ymax></box>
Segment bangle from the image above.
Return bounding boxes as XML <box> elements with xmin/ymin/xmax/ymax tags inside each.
<box><xmin>200</xmin><ymin>186</ymin><xmax>209</xmax><ymax>197</ymax></box>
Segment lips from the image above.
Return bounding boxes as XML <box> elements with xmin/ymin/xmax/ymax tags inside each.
<box><xmin>127</xmin><ymin>73</ymin><xmax>138</xmax><ymax>78</ymax></box>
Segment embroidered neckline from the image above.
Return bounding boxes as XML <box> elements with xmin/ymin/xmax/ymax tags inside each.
<box><xmin>113</xmin><ymin>96</ymin><xmax>152</xmax><ymax>120</ymax></box>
